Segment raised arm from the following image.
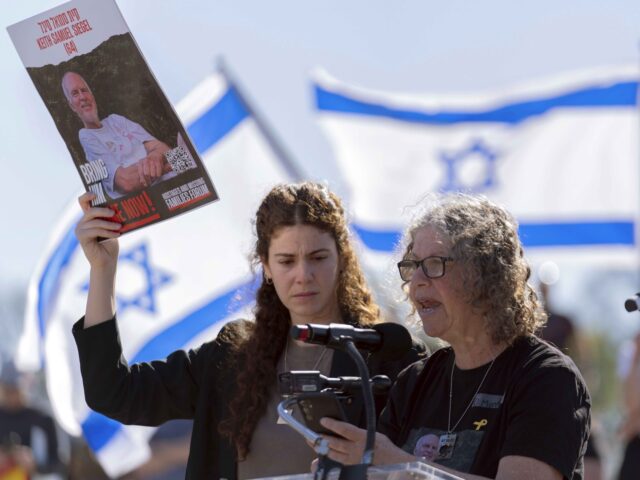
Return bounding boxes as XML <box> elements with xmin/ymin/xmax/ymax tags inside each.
<box><xmin>73</xmin><ymin>192</ymin><xmax>214</xmax><ymax>424</ymax></box>
<box><xmin>74</xmin><ymin>192</ymin><xmax>121</xmax><ymax>327</ymax></box>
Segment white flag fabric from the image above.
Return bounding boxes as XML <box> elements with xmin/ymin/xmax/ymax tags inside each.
<box><xmin>314</xmin><ymin>67</ymin><xmax>639</xmax><ymax>266</ymax></box>
<box><xmin>17</xmin><ymin>72</ymin><xmax>292</xmax><ymax>477</ymax></box>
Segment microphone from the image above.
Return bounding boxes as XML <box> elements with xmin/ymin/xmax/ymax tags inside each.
<box><xmin>278</xmin><ymin>371</ymin><xmax>392</xmax><ymax>395</ymax></box>
<box><xmin>290</xmin><ymin>322</ymin><xmax>412</xmax><ymax>361</ymax></box>
<box><xmin>625</xmin><ymin>292</ymin><xmax>640</xmax><ymax>312</ymax></box>
<box><xmin>322</xmin><ymin>374</ymin><xmax>392</xmax><ymax>393</ymax></box>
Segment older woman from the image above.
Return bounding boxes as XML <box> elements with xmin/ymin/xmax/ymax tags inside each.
<box><xmin>320</xmin><ymin>194</ymin><xmax>590</xmax><ymax>479</ymax></box>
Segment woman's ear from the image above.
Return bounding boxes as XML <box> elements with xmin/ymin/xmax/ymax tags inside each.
<box><xmin>262</xmin><ymin>261</ymin><xmax>272</xmax><ymax>281</ymax></box>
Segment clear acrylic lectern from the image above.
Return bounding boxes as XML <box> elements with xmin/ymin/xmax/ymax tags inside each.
<box><xmin>255</xmin><ymin>461</ymin><xmax>463</xmax><ymax>480</ymax></box>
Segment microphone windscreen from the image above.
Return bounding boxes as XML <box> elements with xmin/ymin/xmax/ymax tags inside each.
<box><xmin>625</xmin><ymin>298</ymin><xmax>639</xmax><ymax>312</ymax></box>
<box><xmin>371</xmin><ymin>323</ymin><xmax>412</xmax><ymax>361</ymax></box>
<box><xmin>290</xmin><ymin>324</ymin><xmax>311</xmax><ymax>341</ymax></box>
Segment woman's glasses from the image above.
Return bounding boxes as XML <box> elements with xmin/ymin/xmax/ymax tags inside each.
<box><xmin>397</xmin><ymin>256</ymin><xmax>454</xmax><ymax>281</ymax></box>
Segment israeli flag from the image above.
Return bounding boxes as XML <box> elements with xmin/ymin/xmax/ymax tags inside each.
<box><xmin>17</xmin><ymin>70</ymin><xmax>294</xmax><ymax>477</ymax></box>
<box><xmin>314</xmin><ymin>67</ymin><xmax>639</xmax><ymax>266</ymax></box>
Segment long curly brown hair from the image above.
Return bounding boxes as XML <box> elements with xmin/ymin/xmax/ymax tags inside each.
<box><xmin>218</xmin><ymin>182</ymin><xmax>379</xmax><ymax>459</ymax></box>
<box><xmin>400</xmin><ymin>193</ymin><xmax>546</xmax><ymax>345</ymax></box>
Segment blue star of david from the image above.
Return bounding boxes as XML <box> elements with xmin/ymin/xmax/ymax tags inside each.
<box><xmin>80</xmin><ymin>242</ymin><xmax>173</xmax><ymax>315</ymax></box>
<box><xmin>438</xmin><ymin>139</ymin><xmax>499</xmax><ymax>193</ymax></box>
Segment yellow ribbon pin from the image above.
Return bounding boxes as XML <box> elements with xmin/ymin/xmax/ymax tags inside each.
<box><xmin>473</xmin><ymin>419</ymin><xmax>488</xmax><ymax>431</ymax></box>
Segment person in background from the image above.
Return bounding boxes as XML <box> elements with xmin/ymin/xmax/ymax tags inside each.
<box><xmin>539</xmin><ymin>282</ymin><xmax>602</xmax><ymax>480</ymax></box>
<box><xmin>538</xmin><ymin>282</ymin><xmax>575</xmax><ymax>353</ymax></box>
<box><xmin>0</xmin><ymin>361</ymin><xmax>65</xmax><ymax>479</ymax></box>
<box><xmin>121</xmin><ymin>420</ymin><xmax>192</xmax><ymax>480</ymax></box>
<box><xmin>617</xmin><ymin>332</ymin><xmax>640</xmax><ymax>480</ymax></box>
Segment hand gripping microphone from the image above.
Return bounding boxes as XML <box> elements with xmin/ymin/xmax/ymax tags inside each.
<box><xmin>290</xmin><ymin>322</ymin><xmax>412</xmax><ymax>361</ymax></box>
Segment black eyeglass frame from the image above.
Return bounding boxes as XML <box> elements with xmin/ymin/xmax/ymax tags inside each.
<box><xmin>397</xmin><ymin>256</ymin><xmax>454</xmax><ymax>281</ymax></box>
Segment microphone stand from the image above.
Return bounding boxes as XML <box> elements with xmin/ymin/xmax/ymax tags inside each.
<box><xmin>281</xmin><ymin>325</ymin><xmax>379</xmax><ymax>479</ymax></box>
<box><xmin>334</xmin><ymin>338</ymin><xmax>375</xmax><ymax>480</ymax></box>
<box><xmin>277</xmin><ymin>396</ymin><xmax>333</xmax><ymax>480</ymax></box>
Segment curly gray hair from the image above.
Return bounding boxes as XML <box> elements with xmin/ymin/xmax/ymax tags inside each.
<box><xmin>401</xmin><ymin>193</ymin><xmax>546</xmax><ymax>345</ymax></box>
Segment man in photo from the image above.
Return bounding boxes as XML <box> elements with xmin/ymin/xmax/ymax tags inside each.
<box><xmin>61</xmin><ymin>71</ymin><xmax>176</xmax><ymax>199</ymax></box>
<box><xmin>413</xmin><ymin>433</ymin><xmax>440</xmax><ymax>461</ymax></box>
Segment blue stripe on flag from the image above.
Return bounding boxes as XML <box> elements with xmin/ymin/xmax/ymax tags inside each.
<box><xmin>81</xmin><ymin>414</ymin><xmax>123</xmax><ymax>453</ymax></box>
<box><xmin>187</xmin><ymin>86</ymin><xmax>249</xmax><ymax>154</ymax></box>
<box><xmin>351</xmin><ymin>225</ymin><xmax>400</xmax><ymax>252</ymax></box>
<box><xmin>352</xmin><ymin>220</ymin><xmax>636</xmax><ymax>252</ymax></box>
<box><xmin>315</xmin><ymin>81</ymin><xmax>639</xmax><ymax>125</ymax></box>
<box><xmin>519</xmin><ymin>221</ymin><xmax>636</xmax><ymax>247</ymax></box>
<box><xmin>36</xmin><ymin>218</ymin><xmax>81</xmax><ymax>366</ymax></box>
<box><xmin>81</xmin><ymin>278</ymin><xmax>258</xmax><ymax>452</ymax></box>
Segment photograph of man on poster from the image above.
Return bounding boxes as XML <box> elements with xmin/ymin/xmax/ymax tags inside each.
<box><xmin>61</xmin><ymin>71</ymin><xmax>177</xmax><ymax>199</ymax></box>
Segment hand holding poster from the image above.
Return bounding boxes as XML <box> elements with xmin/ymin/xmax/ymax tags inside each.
<box><xmin>7</xmin><ymin>0</ymin><xmax>218</xmax><ymax>234</ymax></box>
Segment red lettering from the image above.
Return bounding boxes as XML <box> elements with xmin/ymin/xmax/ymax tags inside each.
<box><xmin>37</xmin><ymin>19</ymin><xmax>52</xmax><ymax>33</ymax></box>
<box><xmin>49</xmin><ymin>12</ymin><xmax>69</xmax><ymax>29</ymax></box>
<box><xmin>109</xmin><ymin>203</ymin><xmax>126</xmax><ymax>223</ymax></box>
<box><xmin>72</xmin><ymin>19</ymin><xmax>92</xmax><ymax>36</ymax></box>
<box><xmin>121</xmin><ymin>193</ymin><xmax>152</xmax><ymax>220</ymax></box>
<box><xmin>36</xmin><ymin>35</ymin><xmax>53</xmax><ymax>50</ymax></box>
<box><xmin>51</xmin><ymin>27</ymin><xmax>73</xmax><ymax>44</ymax></box>
<box><xmin>142</xmin><ymin>191</ymin><xmax>156</xmax><ymax>212</ymax></box>
<box><xmin>64</xmin><ymin>40</ymin><xmax>78</xmax><ymax>55</ymax></box>
<box><xmin>67</xmin><ymin>8</ymin><xmax>80</xmax><ymax>22</ymax></box>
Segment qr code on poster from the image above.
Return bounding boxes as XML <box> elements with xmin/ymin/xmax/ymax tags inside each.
<box><xmin>165</xmin><ymin>145</ymin><xmax>197</xmax><ymax>173</ymax></box>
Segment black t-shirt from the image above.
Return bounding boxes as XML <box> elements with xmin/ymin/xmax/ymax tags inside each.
<box><xmin>618</xmin><ymin>436</ymin><xmax>640</xmax><ymax>480</ymax></box>
<box><xmin>378</xmin><ymin>336</ymin><xmax>590</xmax><ymax>479</ymax></box>
<box><xmin>0</xmin><ymin>406</ymin><xmax>62</xmax><ymax>473</ymax></box>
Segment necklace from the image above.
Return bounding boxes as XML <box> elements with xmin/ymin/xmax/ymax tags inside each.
<box><xmin>276</xmin><ymin>339</ymin><xmax>328</xmax><ymax>425</ymax></box>
<box><xmin>283</xmin><ymin>338</ymin><xmax>328</xmax><ymax>373</ymax></box>
<box><xmin>438</xmin><ymin>354</ymin><xmax>495</xmax><ymax>459</ymax></box>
